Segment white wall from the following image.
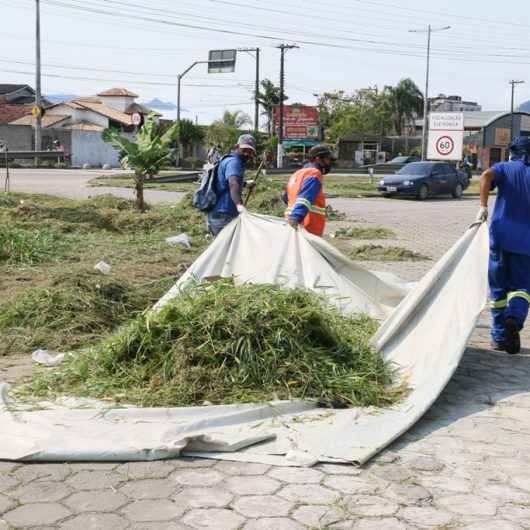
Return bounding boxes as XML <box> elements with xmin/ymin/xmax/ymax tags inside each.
<box><xmin>71</xmin><ymin>130</ymin><xmax>121</xmax><ymax>167</ymax></box>
<box><xmin>52</xmin><ymin>105</ymin><xmax>109</xmax><ymax>128</ymax></box>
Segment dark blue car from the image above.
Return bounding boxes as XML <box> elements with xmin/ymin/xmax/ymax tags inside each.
<box><xmin>377</xmin><ymin>161</ymin><xmax>470</xmax><ymax>200</ymax></box>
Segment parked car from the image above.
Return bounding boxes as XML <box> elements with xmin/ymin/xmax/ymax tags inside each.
<box><xmin>363</xmin><ymin>155</ymin><xmax>421</xmax><ymax>172</ymax></box>
<box><xmin>377</xmin><ymin>161</ymin><xmax>470</xmax><ymax>200</ymax></box>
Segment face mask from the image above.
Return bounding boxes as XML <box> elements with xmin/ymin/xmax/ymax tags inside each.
<box><xmin>319</xmin><ymin>159</ymin><xmax>333</xmax><ymax>175</ymax></box>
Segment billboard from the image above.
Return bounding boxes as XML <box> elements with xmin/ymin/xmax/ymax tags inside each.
<box><xmin>427</xmin><ymin>112</ymin><xmax>464</xmax><ymax>161</ymax></box>
<box><xmin>274</xmin><ymin>105</ymin><xmax>320</xmax><ymax>139</ymax></box>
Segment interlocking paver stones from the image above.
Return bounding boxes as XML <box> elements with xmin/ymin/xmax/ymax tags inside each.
<box><xmin>122</xmin><ymin>498</ymin><xmax>185</xmax><ymax>522</ymax></box>
<box><xmin>386</xmin><ymin>483</ymin><xmax>432</xmax><ymax>505</ymax></box>
<box><xmin>173</xmin><ymin>487</ymin><xmax>233</xmax><ymax>509</ymax></box>
<box><xmin>437</xmin><ymin>494</ymin><xmax>497</xmax><ymax>516</ymax></box>
<box><xmin>292</xmin><ymin>504</ymin><xmax>345</xmax><ymax>527</ymax></box>
<box><xmin>462</xmin><ymin>521</ymin><xmax>523</xmax><ymax>530</ymax></box>
<box><xmin>406</xmin><ymin>455</ymin><xmax>444</xmax><ymax>472</ymax></box>
<box><xmin>267</xmin><ymin>466</ymin><xmax>323</xmax><ymax>484</ymax></box>
<box><xmin>498</xmin><ymin>504</ymin><xmax>530</xmax><ymax>525</ymax></box>
<box><xmin>278</xmin><ymin>483</ymin><xmax>339</xmax><ymax>504</ymax></box>
<box><xmin>59</xmin><ymin>513</ymin><xmax>129</xmax><ymax>530</ymax></box>
<box><xmin>324</xmin><ymin>475</ymin><xmax>379</xmax><ymax>495</ymax></box>
<box><xmin>172</xmin><ymin>469</ymin><xmax>224</xmax><ymax>487</ymax></box>
<box><xmin>399</xmin><ymin>506</ymin><xmax>453</xmax><ymax>527</ymax></box>
<box><xmin>233</xmin><ymin>495</ymin><xmax>293</xmax><ymax>518</ymax></box>
<box><xmin>64</xmin><ymin>490</ymin><xmax>129</xmax><ymax>512</ymax></box>
<box><xmin>477</xmin><ymin>483</ymin><xmax>530</xmax><ymax>504</ymax></box>
<box><xmin>417</xmin><ymin>474</ymin><xmax>472</xmax><ymax>494</ymax></box>
<box><xmin>224</xmin><ymin>475</ymin><xmax>280</xmax><ymax>495</ymax></box>
<box><xmin>0</xmin><ymin>494</ymin><xmax>15</xmax><ymax>515</ymax></box>
<box><xmin>369</xmin><ymin>464</ymin><xmax>411</xmax><ymax>483</ymax></box>
<box><xmin>3</xmin><ymin>503</ymin><xmax>71</xmax><ymax>527</ymax></box>
<box><xmin>345</xmin><ymin>495</ymin><xmax>399</xmax><ymax>517</ymax></box>
<box><xmin>9</xmin><ymin>480</ymin><xmax>73</xmax><ymax>503</ymax></box>
<box><xmin>214</xmin><ymin>461</ymin><xmax>270</xmax><ymax>475</ymax></box>
<box><xmin>66</xmin><ymin>469</ymin><xmax>122</xmax><ymax>491</ymax></box>
<box><xmin>0</xmin><ymin>463</ymin><xmax>19</xmax><ymax>473</ymax></box>
<box><xmin>512</xmin><ymin>475</ymin><xmax>530</xmax><ymax>492</ymax></box>
<box><xmin>131</xmin><ymin>523</ymin><xmax>193</xmax><ymax>530</ymax></box>
<box><xmin>173</xmin><ymin>458</ymin><xmax>217</xmax><ymax>469</ymax></box>
<box><xmin>0</xmin><ymin>473</ymin><xmax>20</xmax><ymax>492</ymax></box>
<box><xmin>120</xmin><ymin>478</ymin><xmax>177</xmax><ymax>500</ymax></box>
<box><xmin>243</xmin><ymin>518</ymin><xmax>305</xmax><ymax>530</ymax></box>
<box><xmin>352</xmin><ymin>518</ymin><xmax>407</xmax><ymax>530</ymax></box>
<box><xmin>316</xmin><ymin>464</ymin><xmax>362</xmax><ymax>476</ymax></box>
<box><xmin>117</xmin><ymin>461</ymin><xmax>177</xmax><ymax>480</ymax></box>
<box><xmin>13</xmin><ymin>464</ymin><xmax>71</xmax><ymax>483</ymax></box>
<box><xmin>182</xmin><ymin>508</ymin><xmax>245</xmax><ymax>529</ymax></box>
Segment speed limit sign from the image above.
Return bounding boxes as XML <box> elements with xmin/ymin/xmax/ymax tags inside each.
<box><xmin>435</xmin><ymin>136</ymin><xmax>454</xmax><ymax>156</ymax></box>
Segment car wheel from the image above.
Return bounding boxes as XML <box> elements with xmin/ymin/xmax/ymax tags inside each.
<box><xmin>452</xmin><ymin>183</ymin><xmax>463</xmax><ymax>199</ymax></box>
<box><xmin>417</xmin><ymin>184</ymin><xmax>429</xmax><ymax>201</ymax></box>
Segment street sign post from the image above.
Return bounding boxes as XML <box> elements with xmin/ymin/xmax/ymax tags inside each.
<box><xmin>427</xmin><ymin>112</ymin><xmax>464</xmax><ymax>161</ymax></box>
<box><xmin>207</xmin><ymin>49</ymin><xmax>237</xmax><ymax>73</ymax></box>
<box><xmin>131</xmin><ymin>112</ymin><xmax>142</xmax><ymax>127</ymax></box>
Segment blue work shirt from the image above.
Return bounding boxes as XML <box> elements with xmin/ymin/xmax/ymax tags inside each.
<box><xmin>490</xmin><ymin>160</ymin><xmax>530</xmax><ymax>256</ymax></box>
<box><xmin>213</xmin><ymin>153</ymin><xmax>247</xmax><ymax>217</ymax></box>
<box><xmin>288</xmin><ymin>162</ymin><xmax>323</xmax><ymax>222</ymax></box>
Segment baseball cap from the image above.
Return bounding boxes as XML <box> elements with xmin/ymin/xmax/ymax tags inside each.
<box><xmin>237</xmin><ymin>134</ymin><xmax>256</xmax><ymax>152</ymax></box>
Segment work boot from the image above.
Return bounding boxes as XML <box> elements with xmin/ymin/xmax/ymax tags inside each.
<box><xmin>504</xmin><ymin>318</ymin><xmax>521</xmax><ymax>355</ymax></box>
<box><xmin>491</xmin><ymin>340</ymin><xmax>506</xmax><ymax>352</ymax></box>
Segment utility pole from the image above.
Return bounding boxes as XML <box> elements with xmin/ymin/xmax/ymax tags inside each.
<box><xmin>509</xmin><ymin>79</ymin><xmax>525</xmax><ymax>141</ymax></box>
<box><xmin>409</xmin><ymin>25</ymin><xmax>450</xmax><ymax>160</ymax></box>
<box><xmin>237</xmin><ymin>47</ymin><xmax>261</xmax><ymax>135</ymax></box>
<box><xmin>35</xmin><ymin>0</ymin><xmax>43</xmax><ymax>155</ymax></box>
<box><xmin>277</xmin><ymin>44</ymin><xmax>299</xmax><ymax>169</ymax></box>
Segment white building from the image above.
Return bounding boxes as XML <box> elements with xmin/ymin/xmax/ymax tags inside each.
<box><xmin>429</xmin><ymin>94</ymin><xmax>482</xmax><ymax>113</ymax></box>
<box><xmin>9</xmin><ymin>88</ymin><xmax>159</xmax><ymax>167</ymax></box>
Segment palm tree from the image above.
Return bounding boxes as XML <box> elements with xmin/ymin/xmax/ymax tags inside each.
<box><xmin>221</xmin><ymin>110</ymin><xmax>251</xmax><ymax>129</ymax></box>
<box><xmin>257</xmin><ymin>79</ymin><xmax>288</xmax><ymax>137</ymax></box>
<box><xmin>178</xmin><ymin>118</ymin><xmax>205</xmax><ymax>158</ymax></box>
<box><xmin>388</xmin><ymin>79</ymin><xmax>424</xmax><ymax>136</ymax></box>
<box><xmin>102</xmin><ymin>114</ymin><xmax>178</xmax><ymax>211</ymax></box>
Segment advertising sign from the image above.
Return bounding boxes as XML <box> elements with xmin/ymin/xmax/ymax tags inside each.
<box><xmin>427</xmin><ymin>112</ymin><xmax>464</xmax><ymax>161</ymax></box>
<box><xmin>274</xmin><ymin>105</ymin><xmax>320</xmax><ymax>139</ymax></box>
<box><xmin>208</xmin><ymin>49</ymin><xmax>237</xmax><ymax>73</ymax></box>
<box><xmin>494</xmin><ymin>128</ymin><xmax>511</xmax><ymax>146</ymax></box>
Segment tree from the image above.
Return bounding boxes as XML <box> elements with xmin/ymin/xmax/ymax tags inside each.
<box><xmin>102</xmin><ymin>114</ymin><xmax>178</xmax><ymax>211</ymax></box>
<box><xmin>206</xmin><ymin>110</ymin><xmax>251</xmax><ymax>153</ymax></box>
<box><xmin>387</xmin><ymin>78</ymin><xmax>424</xmax><ymax>136</ymax></box>
<box><xmin>257</xmin><ymin>79</ymin><xmax>288</xmax><ymax>137</ymax></box>
<box><xmin>178</xmin><ymin>118</ymin><xmax>205</xmax><ymax>158</ymax></box>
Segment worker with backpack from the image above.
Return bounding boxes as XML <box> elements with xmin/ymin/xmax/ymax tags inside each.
<box><xmin>193</xmin><ymin>134</ymin><xmax>256</xmax><ymax>236</ymax></box>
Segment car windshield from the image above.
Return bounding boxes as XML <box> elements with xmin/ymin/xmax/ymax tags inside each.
<box><xmin>387</xmin><ymin>156</ymin><xmax>409</xmax><ymax>164</ymax></box>
<box><xmin>397</xmin><ymin>162</ymin><xmax>433</xmax><ymax>175</ymax></box>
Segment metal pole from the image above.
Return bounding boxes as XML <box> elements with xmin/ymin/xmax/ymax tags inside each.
<box><xmin>35</xmin><ymin>0</ymin><xmax>42</xmax><ymax>158</ymax></box>
<box><xmin>421</xmin><ymin>25</ymin><xmax>431</xmax><ymax>161</ymax></box>
<box><xmin>509</xmin><ymin>80</ymin><xmax>525</xmax><ymax>140</ymax></box>
<box><xmin>409</xmin><ymin>25</ymin><xmax>450</xmax><ymax>161</ymax></box>
<box><xmin>255</xmin><ymin>48</ymin><xmax>260</xmax><ymax>136</ymax></box>
<box><xmin>4</xmin><ymin>148</ymin><xmax>9</xmax><ymax>193</ymax></box>
<box><xmin>176</xmin><ymin>74</ymin><xmax>182</xmax><ymax>167</ymax></box>
<box><xmin>278</xmin><ymin>46</ymin><xmax>285</xmax><ymax>169</ymax></box>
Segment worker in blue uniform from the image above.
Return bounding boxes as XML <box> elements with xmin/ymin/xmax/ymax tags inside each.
<box><xmin>476</xmin><ymin>136</ymin><xmax>530</xmax><ymax>354</ymax></box>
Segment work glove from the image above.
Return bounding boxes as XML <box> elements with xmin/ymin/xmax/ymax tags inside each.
<box><xmin>245</xmin><ymin>180</ymin><xmax>256</xmax><ymax>189</ymax></box>
<box><xmin>236</xmin><ymin>204</ymin><xmax>247</xmax><ymax>214</ymax></box>
<box><xmin>475</xmin><ymin>206</ymin><xmax>488</xmax><ymax>223</ymax></box>
<box><xmin>287</xmin><ymin>218</ymin><xmax>299</xmax><ymax>230</ymax></box>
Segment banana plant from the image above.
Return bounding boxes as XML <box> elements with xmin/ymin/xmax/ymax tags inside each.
<box><xmin>102</xmin><ymin>114</ymin><xmax>178</xmax><ymax>211</ymax></box>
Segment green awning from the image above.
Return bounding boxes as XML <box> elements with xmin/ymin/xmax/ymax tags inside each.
<box><xmin>284</xmin><ymin>139</ymin><xmax>318</xmax><ymax>149</ymax></box>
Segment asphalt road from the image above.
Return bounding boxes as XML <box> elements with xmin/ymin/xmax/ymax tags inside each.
<box><xmin>3</xmin><ymin>168</ymin><xmax>186</xmax><ymax>204</ymax></box>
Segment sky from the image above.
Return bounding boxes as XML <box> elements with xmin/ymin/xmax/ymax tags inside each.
<box><xmin>2</xmin><ymin>0</ymin><xmax>530</xmax><ymax>126</ymax></box>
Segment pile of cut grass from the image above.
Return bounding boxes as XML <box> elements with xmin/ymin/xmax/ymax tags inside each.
<box><xmin>332</xmin><ymin>227</ymin><xmax>396</xmax><ymax>240</ymax></box>
<box><xmin>350</xmin><ymin>244</ymin><xmax>429</xmax><ymax>262</ymax></box>
<box><xmin>0</xmin><ymin>226</ymin><xmax>65</xmax><ymax>265</ymax></box>
<box><xmin>0</xmin><ymin>269</ymin><xmax>174</xmax><ymax>356</ymax></box>
<box><xmin>22</xmin><ymin>281</ymin><xmax>404</xmax><ymax>408</ymax></box>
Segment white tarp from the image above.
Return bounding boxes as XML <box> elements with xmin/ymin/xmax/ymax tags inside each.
<box><xmin>0</xmin><ymin>213</ymin><xmax>489</xmax><ymax>465</ymax></box>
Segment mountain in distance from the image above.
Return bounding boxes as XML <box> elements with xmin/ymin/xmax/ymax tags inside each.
<box><xmin>143</xmin><ymin>98</ymin><xmax>178</xmax><ymax>111</ymax></box>
<box><xmin>46</xmin><ymin>94</ymin><xmax>79</xmax><ymax>103</ymax></box>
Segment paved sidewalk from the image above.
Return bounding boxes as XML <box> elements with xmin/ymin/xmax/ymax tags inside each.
<box><xmin>2</xmin><ymin>194</ymin><xmax>530</xmax><ymax>530</ymax></box>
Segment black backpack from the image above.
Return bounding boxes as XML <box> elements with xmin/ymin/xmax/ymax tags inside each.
<box><xmin>192</xmin><ymin>160</ymin><xmax>221</xmax><ymax>212</ymax></box>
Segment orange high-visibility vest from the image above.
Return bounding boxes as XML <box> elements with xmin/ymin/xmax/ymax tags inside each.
<box><xmin>285</xmin><ymin>167</ymin><xmax>326</xmax><ymax>236</ymax></box>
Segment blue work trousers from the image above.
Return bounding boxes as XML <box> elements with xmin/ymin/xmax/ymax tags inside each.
<box><xmin>489</xmin><ymin>248</ymin><xmax>530</xmax><ymax>343</ymax></box>
<box><xmin>207</xmin><ymin>211</ymin><xmax>237</xmax><ymax>237</ymax></box>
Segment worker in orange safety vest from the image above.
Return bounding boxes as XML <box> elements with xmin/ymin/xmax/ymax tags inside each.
<box><xmin>284</xmin><ymin>144</ymin><xmax>335</xmax><ymax>236</ymax></box>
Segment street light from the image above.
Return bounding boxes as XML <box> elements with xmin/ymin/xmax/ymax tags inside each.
<box><xmin>409</xmin><ymin>25</ymin><xmax>451</xmax><ymax>161</ymax></box>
